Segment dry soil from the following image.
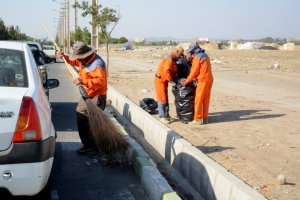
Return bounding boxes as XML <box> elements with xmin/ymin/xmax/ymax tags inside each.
<box><xmin>101</xmin><ymin>46</ymin><xmax>300</xmax><ymax>200</ymax></box>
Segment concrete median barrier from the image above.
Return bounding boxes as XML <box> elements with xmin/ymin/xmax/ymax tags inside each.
<box><xmin>108</xmin><ymin>84</ymin><xmax>267</xmax><ymax>200</ymax></box>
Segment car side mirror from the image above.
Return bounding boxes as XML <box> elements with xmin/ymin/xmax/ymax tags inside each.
<box><xmin>45</xmin><ymin>57</ymin><xmax>52</xmax><ymax>63</ymax></box>
<box><xmin>46</xmin><ymin>79</ymin><xmax>59</xmax><ymax>89</ymax></box>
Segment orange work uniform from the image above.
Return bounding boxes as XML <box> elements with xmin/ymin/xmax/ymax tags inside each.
<box><xmin>63</xmin><ymin>53</ymin><xmax>107</xmax><ymax>97</ymax></box>
<box><xmin>154</xmin><ymin>53</ymin><xmax>177</xmax><ymax>103</ymax></box>
<box><xmin>185</xmin><ymin>52</ymin><xmax>213</xmax><ymax>120</ymax></box>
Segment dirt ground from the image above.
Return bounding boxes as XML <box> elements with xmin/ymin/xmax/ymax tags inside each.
<box><xmin>101</xmin><ymin>46</ymin><xmax>300</xmax><ymax>200</ymax></box>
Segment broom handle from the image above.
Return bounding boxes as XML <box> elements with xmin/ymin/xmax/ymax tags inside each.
<box><xmin>43</xmin><ymin>23</ymin><xmax>76</xmax><ymax>79</ymax></box>
<box><xmin>44</xmin><ymin>23</ymin><xmax>90</xmax><ymax>100</ymax></box>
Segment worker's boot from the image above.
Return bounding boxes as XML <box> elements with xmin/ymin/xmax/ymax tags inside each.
<box><xmin>76</xmin><ymin>112</ymin><xmax>97</xmax><ymax>154</ymax></box>
<box><xmin>160</xmin><ymin>117</ymin><xmax>170</xmax><ymax>124</ymax></box>
<box><xmin>189</xmin><ymin>119</ymin><xmax>204</xmax><ymax>125</ymax></box>
<box><xmin>203</xmin><ymin>118</ymin><xmax>209</xmax><ymax>124</ymax></box>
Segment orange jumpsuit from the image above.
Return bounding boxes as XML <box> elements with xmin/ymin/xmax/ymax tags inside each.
<box><xmin>63</xmin><ymin>53</ymin><xmax>107</xmax><ymax>97</ymax></box>
<box><xmin>185</xmin><ymin>52</ymin><xmax>213</xmax><ymax>120</ymax></box>
<box><xmin>154</xmin><ymin>53</ymin><xmax>177</xmax><ymax>103</ymax></box>
<box><xmin>154</xmin><ymin>53</ymin><xmax>177</xmax><ymax>118</ymax></box>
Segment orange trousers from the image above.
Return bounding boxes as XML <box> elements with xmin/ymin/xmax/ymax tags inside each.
<box><xmin>194</xmin><ymin>81</ymin><xmax>213</xmax><ymax>120</ymax></box>
<box><xmin>154</xmin><ymin>77</ymin><xmax>168</xmax><ymax>103</ymax></box>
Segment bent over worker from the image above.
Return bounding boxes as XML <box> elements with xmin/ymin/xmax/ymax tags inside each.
<box><xmin>57</xmin><ymin>41</ymin><xmax>107</xmax><ymax>154</ymax></box>
<box><xmin>154</xmin><ymin>46</ymin><xmax>184</xmax><ymax>124</ymax></box>
<box><xmin>182</xmin><ymin>43</ymin><xmax>213</xmax><ymax>125</ymax></box>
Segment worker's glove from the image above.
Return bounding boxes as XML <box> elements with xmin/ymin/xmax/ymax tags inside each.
<box><xmin>192</xmin><ymin>80</ymin><xmax>197</xmax><ymax>87</ymax></box>
<box><xmin>57</xmin><ymin>50</ymin><xmax>64</xmax><ymax>58</ymax></box>
<box><xmin>79</xmin><ymin>85</ymin><xmax>89</xmax><ymax>100</ymax></box>
<box><xmin>169</xmin><ymin>81</ymin><xmax>176</xmax><ymax>87</ymax></box>
<box><xmin>182</xmin><ymin>80</ymin><xmax>188</xmax><ymax>87</ymax></box>
<box><xmin>73</xmin><ymin>77</ymin><xmax>83</xmax><ymax>86</ymax></box>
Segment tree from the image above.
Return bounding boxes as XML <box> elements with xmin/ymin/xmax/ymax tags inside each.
<box><xmin>82</xmin><ymin>27</ymin><xmax>91</xmax><ymax>45</ymax></box>
<box><xmin>119</xmin><ymin>37</ymin><xmax>128</xmax><ymax>44</ymax></box>
<box><xmin>98</xmin><ymin>7</ymin><xmax>119</xmax><ymax>75</ymax></box>
<box><xmin>0</xmin><ymin>19</ymin><xmax>9</xmax><ymax>40</ymax></box>
<box><xmin>71</xmin><ymin>26</ymin><xmax>91</xmax><ymax>45</ymax></box>
<box><xmin>76</xmin><ymin>1</ymin><xmax>120</xmax><ymax>76</ymax></box>
<box><xmin>74</xmin><ymin>27</ymin><xmax>83</xmax><ymax>42</ymax></box>
<box><xmin>7</xmin><ymin>26</ymin><xmax>17</xmax><ymax>39</ymax></box>
<box><xmin>0</xmin><ymin>18</ymin><xmax>30</xmax><ymax>41</ymax></box>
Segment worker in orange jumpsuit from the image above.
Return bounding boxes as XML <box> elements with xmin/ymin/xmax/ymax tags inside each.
<box><xmin>182</xmin><ymin>43</ymin><xmax>213</xmax><ymax>125</ymax></box>
<box><xmin>154</xmin><ymin>46</ymin><xmax>184</xmax><ymax>124</ymax></box>
<box><xmin>57</xmin><ymin>41</ymin><xmax>107</xmax><ymax>154</ymax></box>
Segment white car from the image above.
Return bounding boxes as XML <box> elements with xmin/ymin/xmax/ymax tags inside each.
<box><xmin>0</xmin><ymin>41</ymin><xmax>59</xmax><ymax>196</ymax></box>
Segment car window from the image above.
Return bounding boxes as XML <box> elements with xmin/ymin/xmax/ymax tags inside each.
<box><xmin>28</xmin><ymin>44</ymin><xmax>39</xmax><ymax>51</ymax></box>
<box><xmin>0</xmin><ymin>48</ymin><xmax>28</xmax><ymax>87</ymax></box>
<box><xmin>43</xmin><ymin>46</ymin><xmax>55</xmax><ymax>50</ymax></box>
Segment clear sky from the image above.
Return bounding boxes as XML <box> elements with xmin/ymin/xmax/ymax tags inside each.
<box><xmin>1</xmin><ymin>0</ymin><xmax>299</xmax><ymax>40</ymax></box>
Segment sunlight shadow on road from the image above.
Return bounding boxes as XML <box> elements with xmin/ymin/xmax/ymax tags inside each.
<box><xmin>209</xmin><ymin>109</ymin><xmax>285</xmax><ymax>123</ymax></box>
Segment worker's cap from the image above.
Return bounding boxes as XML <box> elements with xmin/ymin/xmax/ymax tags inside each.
<box><xmin>175</xmin><ymin>45</ymin><xmax>184</xmax><ymax>55</ymax></box>
<box><xmin>69</xmin><ymin>41</ymin><xmax>96</xmax><ymax>61</ymax></box>
<box><xmin>187</xmin><ymin>42</ymin><xmax>201</xmax><ymax>54</ymax></box>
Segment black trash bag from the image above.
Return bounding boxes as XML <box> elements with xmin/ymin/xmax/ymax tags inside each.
<box><xmin>139</xmin><ymin>98</ymin><xmax>158</xmax><ymax>114</ymax></box>
<box><xmin>172</xmin><ymin>79</ymin><xmax>195</xmax><ymax>123</ymax></box>
<box><xmin>175</xmin><ymin>57</ymin><xmax>190</xmax><ymax>80</ymax></box>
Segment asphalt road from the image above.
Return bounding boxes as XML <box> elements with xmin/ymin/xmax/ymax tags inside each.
<box><xmin>48</xmin><ymin>61</ymin><xmax>149</xmax><ymax>200</ymax></box>
<box><xmin>1</xmin><ymin>61</ymin><xmax>149</xmax><ymax>200</ymax></box>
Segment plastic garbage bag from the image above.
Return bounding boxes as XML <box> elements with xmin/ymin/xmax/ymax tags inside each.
<box><xmin>139</xmin><ymin>98</ymin><xmax>158</xmax><ymax>114</ymax></box>
<box><xmin>172</xmin><ymin>79</ymin><xmax>195</xmax><ymax>123</ymax></box>
<box><xmin>175</xmin><ymin>57</ymin><xmax>190</xmax><ymax>80</ymax></box>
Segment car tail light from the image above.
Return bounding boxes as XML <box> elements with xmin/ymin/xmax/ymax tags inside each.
<box><xmin>13</xmin><ymin>96</ymin><xmax>42</xmax><ymax>142</ymax></box>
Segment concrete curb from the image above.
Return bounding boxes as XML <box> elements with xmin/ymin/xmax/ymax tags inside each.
<box><xmin>108</xmin><ymin>110</ymin><xmax>181</xmax><ymax>200</ymax></box>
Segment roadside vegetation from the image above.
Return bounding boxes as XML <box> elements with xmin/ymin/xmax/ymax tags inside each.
<box><xmin>0</xmin><ymin>18</ymin><xmax>31</xmax><ymax>41</ymax></box>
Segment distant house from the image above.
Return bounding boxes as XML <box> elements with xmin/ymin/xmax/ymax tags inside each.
<box><xmin>230</xmin><ymin>41</ymin><xmax>238</xmax><ymax>49</ymax></box>
<box><xmin>135</xmin><ymin>38</ymin><xmax>145</xmax><ymax>43</ymax></box>
<box><xmin>198</xmin><ymin>37</ymin><xmax>210</xmax><ymax>44</ymax></box>
<box><xmin>283</xmin><ymin>43</ymin><xmax>295</xmax><ymax>50</ymax></box>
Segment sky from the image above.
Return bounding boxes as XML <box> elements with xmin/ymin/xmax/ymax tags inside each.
<box><xmin>1</xmin><ymin>0</ymin><xmax>300</xmax><ymax>41</ymax></box>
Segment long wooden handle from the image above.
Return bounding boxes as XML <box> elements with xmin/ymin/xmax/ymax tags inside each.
<box><xmin>43</xmin><ymin>23</ymin><xmax>76</xmax><ymax>79</ymax></box>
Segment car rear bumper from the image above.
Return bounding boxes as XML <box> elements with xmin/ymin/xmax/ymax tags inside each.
<box><xmin>0</xmin><ymin>157</ymin><xmax>54</xmax><ymax>196</ymax></box>
<box><xmin>0</xmin><ymin>136</ymin><xmax>55</xmax><ymax>164</ymax></box>
<box><xmin>0</xmin><ymin>137</ymin><xmax>55</xmax><ymax>196</ymax></box>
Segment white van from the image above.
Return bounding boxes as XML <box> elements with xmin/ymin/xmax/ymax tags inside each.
<box><xmin>43</xmin><ymin>45</ymin><xmax>56</xmax><ymax>62</ymax></box>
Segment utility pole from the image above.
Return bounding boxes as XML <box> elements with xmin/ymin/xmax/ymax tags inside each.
<box><xmin>59</xmin><ymin>17</ymin><xmax>63</xmax><ymax>46</ymax></box>
<box><xmin>67</xmin><ymin>0</ymin><xmax>70</xmax><ymax>53</ymax></box>
<box><xmin>62</xmin><ymin>1</ymin><xmax>67</xmax><ymax>53</ymax></box>
<box><xmin>74</xmin><ymin>0</ymin><xmax>78</xmax><ymax>32</ymax></box>
<box><xmin>91</xmin><ymin>0</ymin><xmax>99</xmax><ymax>50</ymax></box>
<box><xmin>64</xmin><ymin>9</ymin><xmax>66</xmax><ymax>53</ymax></box>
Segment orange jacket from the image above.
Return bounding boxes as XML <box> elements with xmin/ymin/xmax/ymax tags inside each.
<box><xmin>63</xmin><ymin>53</ymin><xmax>107</xmax><ymax>97</ymax></box>
<box><xmin>156</xmin><ymin>53</ymin><xmax>177</xmax><ymax>82</ymax></box>
<box><xmin>185</xmin><ymin>52</ymin><xmax>213</xmax><ymax>83</ymax></box>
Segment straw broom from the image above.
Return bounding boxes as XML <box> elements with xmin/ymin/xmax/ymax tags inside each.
<box><xmin>78</xmin><ymin>85</ymin><xmax>128</xmax><ymax>158</ymax></box>
<box><xmin>43</xmin><ymin>24</ymin><xmax>128</xmax><ymax>159</ymax></box>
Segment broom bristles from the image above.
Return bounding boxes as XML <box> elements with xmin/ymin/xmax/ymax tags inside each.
<box><xmin>85</xmin><ymin>99</ymin><xmax>128</xmax><ymax>157</ymax></box>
